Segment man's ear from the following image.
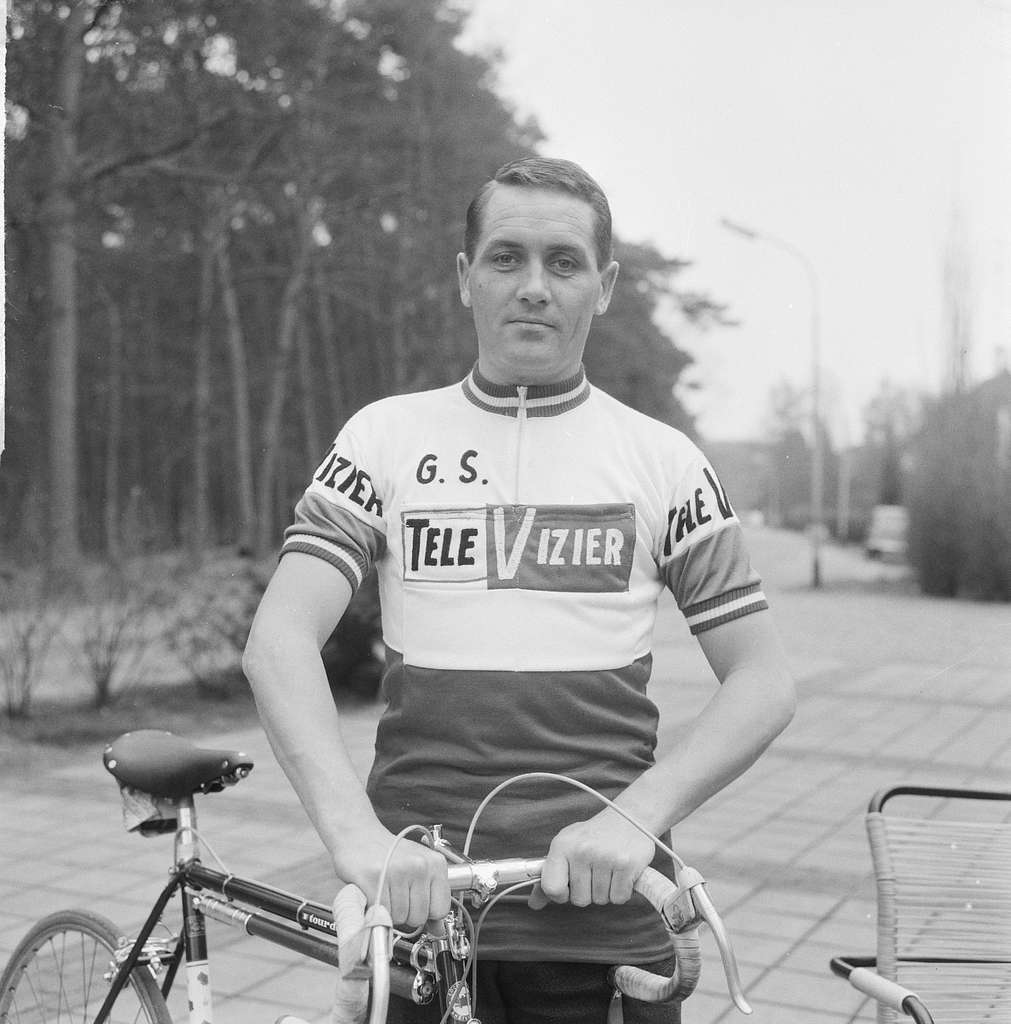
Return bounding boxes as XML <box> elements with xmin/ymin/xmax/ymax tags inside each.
<box><xmin>596</xmin><ymin>260</ymin><xmax>620</xmax><ymax>315</ymax></box>
<box><xmin>456</xmin><ymin>252</ymin><xmax>472</xmax><ymax>308</ymax></box>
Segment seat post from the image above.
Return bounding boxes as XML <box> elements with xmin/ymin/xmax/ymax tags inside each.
<box><xmin>175</xmin><ymin>794</ymin><xmax>216</xmax><ymax>1023</ymax></box>
<box><xmin>174</xmin><ymin>795</ymin><xmax>199</xmax><ymax>867</ymax></box>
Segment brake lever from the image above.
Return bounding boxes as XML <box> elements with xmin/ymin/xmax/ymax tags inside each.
<box><xmin>423</xmin><ymin>824</ymin><xmax>472</xmax><ymax>865</ymax></box>
<box><xmin>672</xmin><ymin>867</ymin><xmax>751</xmax><ymax>1015</ymax></box>
<box><xmin>693</xmin><ymin>882</ymin><xmax>751</xmax><ymax>1013</ymax></box>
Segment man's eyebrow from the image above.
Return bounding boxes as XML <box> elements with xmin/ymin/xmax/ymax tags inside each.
<box><xmin>547</xmin><ymin>242</ymin><xmax>588</xmax><ymax>257</ymax></box>
<box><xmin>481</xmin><ymin>235</ymin><xmax>524</xmax><ymax>250</ymax></box>
<box><xmin>480</xmin><ymin>236</ymin><xmax>590</xmax><ymax>256</ymax></box>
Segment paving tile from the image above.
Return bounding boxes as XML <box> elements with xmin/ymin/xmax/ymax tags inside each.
<box><xmin>701</xmin><ymin>877</ymin><xmax>758</xmax><ymax>910</ymax></box>
<box><xmin>790</xmin><ymin>835</ymin><xmax>870</xmax><ymax>875</ymax></box>
<box><xmin>0</xmin><ymin>915</ymin><xmax>38</xmax><ymax>959</ymax></box>
<box><xmin>774</xmin><ymin>938</ymin><xmax>852</xmax><ymax>978</ymax></box>
<box><xmin>242</xmin><ymin>958</ymin><xmax>335</xmax><ymax>1006</ymax></box>
<box><xmin>736</xmin><ymin>998</ymin><xmax>859</xmax><ymax>1023</ymax></box>
<box><xmin>836</xmin><ymin>663</ymin><xmax>931</xmax><ymax>695</ymax></box>
<box><xmin>671</xmin><ymin>835</ymin><xmax>726</xmax><ymax>861</ymax></box>
<box><xmin>803</xmin><ymin>915</ymin><xmax>880</xmax><ymax>951</ymax></box>
<box><xmin>973</xmin><ymin>675</ymin><xmax>1011</xmax><ymax>705</ymax></box>
<box><xmin>198</xmin><ymin>947</ymin><xmax>311</xmax><ymax>994</ymax></box>
<box><xmin>745</xmin><ymin>966</ymin><xmax>868</xmax><ymax>1013</ymax></box>
<box><xmin>1</xmin><ymin>884</ymin><xmax>93</xmax><ymax>918</ymax></box>
<box><xmin>709</xmin><ymin>932</ymin><xmax>798</xmax><ymax>969</ymax></box>
<box><xmin>718</xmin><ymin>906</ymin><xmax>822</xmax><ymax>946</ymax></box>
<box><xmin>737</xmin><ymin>886</ymin><xmax>845</xmax><ymax>920</ymax></box>
<box><xmin>183</xmin><ymin>993</ymin><xmax>299</xmax><ymax>1024</ymax></box>
<box><xmin>934</xmin><ymin>710</ymin><xmax>1011</xmax><ymax>764</ymax></box>
<box><xmin>823</xmin><ymin>896</ymin><xmax>876</xmax><ymax>926</ymax></box>
<box><xmin>699</xmin><ymin>952</ymin><xmax>765</xmax><ymax>994</ymax></box>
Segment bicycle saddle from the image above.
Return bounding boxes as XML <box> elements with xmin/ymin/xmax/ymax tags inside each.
<box><xmin>103</xmin><ymin>730</ymin><xmax>254</xmax><ymax>798</ymax></box>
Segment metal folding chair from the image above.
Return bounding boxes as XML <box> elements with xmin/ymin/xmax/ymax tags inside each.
<box><xmin>831</xmin><ymin>785</ymin><xmax>1011</xmax><ymax>1023</ymax></box>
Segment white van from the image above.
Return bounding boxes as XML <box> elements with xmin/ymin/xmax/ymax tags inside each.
<box><xmin>865</xmin><ymin>505</ymin><xmax>909</xmax><ymax>560</ymax></box>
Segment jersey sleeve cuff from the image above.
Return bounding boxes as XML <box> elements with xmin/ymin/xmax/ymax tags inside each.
<box><xmin>280</xmin><ymin>533</ymin><xmax>367</xmax><ymax>593</ymax></box>
<box><xmin>682</xmin><ymin>582</ymin><xmax>768</xmax><ymax>634</ymax></box>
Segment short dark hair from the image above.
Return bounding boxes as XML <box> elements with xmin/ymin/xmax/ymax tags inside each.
<box><xmin>464</xmin><ymin>157</ymin><xmax>613</xmax><ymax>268</ymax></box>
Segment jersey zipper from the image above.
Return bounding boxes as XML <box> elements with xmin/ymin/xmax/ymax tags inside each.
<box><xmin>514</xmin><ymin>385</ymin><xmax>528</xmax><ymax>503</ymax></box>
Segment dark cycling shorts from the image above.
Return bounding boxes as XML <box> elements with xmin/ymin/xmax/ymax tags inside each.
<box><xmin>385</xmin><ymin>958</ymin><xmax>682</xmax><ymax>1024</ymax></box>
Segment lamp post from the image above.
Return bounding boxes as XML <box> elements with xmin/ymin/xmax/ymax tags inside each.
<box><xmin>721</xmin><ymin>217</ymin><xmax>824</xmax><ymax>589</ymax></box>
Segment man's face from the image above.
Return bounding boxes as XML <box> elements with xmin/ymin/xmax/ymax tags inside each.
<box><xmin>457</xmin><ymin>184</ymin><xmax>619</xmax><ymax>385</ymax></box>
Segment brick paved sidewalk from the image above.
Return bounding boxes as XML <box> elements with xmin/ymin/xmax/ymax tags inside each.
<box><xmin>3</xmin><ymin>529</ymin><xmax>1010</xmax><ymax>1023</ymax></box>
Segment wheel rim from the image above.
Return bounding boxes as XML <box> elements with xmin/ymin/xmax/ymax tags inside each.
<box><xmin>2</xmin><ymin>926</ymin><xmax>158</xmax><ymax>1024</ymax></box>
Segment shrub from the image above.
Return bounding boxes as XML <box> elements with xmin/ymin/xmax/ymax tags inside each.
<box><xmin>0</xmin><ymin>572</ymin><xmax>65</xmax><ymax>718</ymax></box>
<box><xmin>66</xmin><ymin>563</ymin><xmax>172</xmax><ymax>708</ymax></box>
<box><xmin>908</xmin><ymin>375</ymin><xmax>1011</xmax><ymax>600</ymax></box>
<box><xmin>167</xmin><ymin>559</ymin><xmax>268</xmax><ymax>692</ymax></box>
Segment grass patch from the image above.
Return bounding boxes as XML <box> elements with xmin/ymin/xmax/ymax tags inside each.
<box><xmin>0</xmin><ymin>671</ymin><xmax>260</xmax><ymax>771</ymax></box>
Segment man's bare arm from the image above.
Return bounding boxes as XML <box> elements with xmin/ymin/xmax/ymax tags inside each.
<box><xmin>536</xmin><ymin>611</ymin><xmax>796</xmax><ymax>907</ymax></box>
<box><xmin>615</xmin><ymin>610</ymin><xmax>796</xmax><ymax>830</ymax></box>
<box><xmin>243</xmin><ymin>553</ymin><xmax>449</xmax><ymax>927</ymax></box>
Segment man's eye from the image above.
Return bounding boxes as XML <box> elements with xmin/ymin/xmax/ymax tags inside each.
<box><xmin>492</xmin><ymin>252</ymin><xmax>519</xmax><ymax>267</ymax></box>
<box><xmin>551</xmin><ymin>256</ymin><xmax>577</xmax><ymax>273</ymax></box>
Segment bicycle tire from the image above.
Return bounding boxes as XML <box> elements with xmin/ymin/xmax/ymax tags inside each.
<box><xmin>0</xmin><ymin>908</ymin><xmax>173</xmax><ymax>1024</ymax></box>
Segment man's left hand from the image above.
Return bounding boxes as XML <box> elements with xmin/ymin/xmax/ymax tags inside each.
<box><xmin>528</xmin><ymin>809</ymin><xmax>656</xmax><ymax>909</ymax></box>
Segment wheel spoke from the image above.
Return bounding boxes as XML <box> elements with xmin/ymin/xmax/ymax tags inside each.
<box><xmin>56</xmin><ymin>932</ymin><xmax>71</xmax><ymax>1022</ymax></box>
<box><xmin>1</xmin><ymin>913</ymin><xmax>170</xmax><ymax>1024</ymax></box>
<box><xmin>84</xmin><ymin>931</ymin><xmax>101</xmax><ymax>1021</ymax></box>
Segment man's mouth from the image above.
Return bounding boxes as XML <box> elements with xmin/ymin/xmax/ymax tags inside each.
<box><xmin>510</xmin><ymin>318</ymin><xmax>553</xmax><ymax>327</ymax></box>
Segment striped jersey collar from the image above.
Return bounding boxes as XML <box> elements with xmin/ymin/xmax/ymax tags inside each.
<box><xmin>462</xmin><ymin>364</ymin><xmax>591</xmax><ymax>418</ymax></box>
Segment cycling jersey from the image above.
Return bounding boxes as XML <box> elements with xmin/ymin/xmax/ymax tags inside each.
<box><xmin>282</xmin><ymin>364</ymin><xmax>767</xmax><ymax>963</ymax></box>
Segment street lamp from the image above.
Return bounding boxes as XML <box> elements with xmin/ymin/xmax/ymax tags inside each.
<box><xmin>721</xmin><ymin>217</ymin><xmax>824</xmax><ymax>589</ymax></box>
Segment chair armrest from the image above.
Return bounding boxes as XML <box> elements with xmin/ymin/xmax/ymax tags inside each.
<box><xmin>830</xmin><ymin>957</ymin><xmax>935</xmax><ymax>1024</ymax></box>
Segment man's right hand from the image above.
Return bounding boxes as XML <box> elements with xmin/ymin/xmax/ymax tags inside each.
<box><xmin>338</xmin><ymin>827</ymin><xmax>452</xmax><ymax>930</ymax></box>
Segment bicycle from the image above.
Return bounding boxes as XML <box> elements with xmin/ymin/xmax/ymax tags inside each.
<box><xmin>0</xmin><ymin>729</ymin><xmax>754</xmax><ymax>1024</ymax></box>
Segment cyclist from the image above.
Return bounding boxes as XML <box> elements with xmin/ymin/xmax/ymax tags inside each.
<box><xmin>244</xmin><ymin>157</ymin><xmax>796</xmax><ymax>1023</ymax></box>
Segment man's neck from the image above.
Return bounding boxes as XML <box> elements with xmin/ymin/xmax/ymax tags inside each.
<box><xmin>476</xmin><ymin>359</ymin><xmax>582</xmax><ymax>389</ymax></box>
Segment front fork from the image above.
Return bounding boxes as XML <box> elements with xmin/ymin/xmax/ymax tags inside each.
<box><xmin>420</xmin><ymin>825</ymin><xmax>480</xmax><ymax>1023</ymax></box>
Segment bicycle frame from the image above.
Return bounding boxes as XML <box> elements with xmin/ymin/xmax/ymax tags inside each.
<box><xmin>90</xmin><ymin>731</ymin><xmax>753</xmax><ymax>1024</ymax></box>
<box><xmin>93</xmin><ymin>794</ymin><xmax>359</xmax><ymax>1024</ymax></box>
<box><xmin>96</xmin><ymin>796</ymin><xmax>749</xmax><ymax>1024</ymax></box>
<box><xmin>98</xmin><ymin>792</ymin><xmax>472</xmax><ymax>1024</ymax></box>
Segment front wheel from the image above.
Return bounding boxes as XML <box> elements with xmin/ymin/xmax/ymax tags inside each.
<box><xmin>0</xmin><ymin>908</ymin><xmax>173</xmax><ymax>1024</ymax></box>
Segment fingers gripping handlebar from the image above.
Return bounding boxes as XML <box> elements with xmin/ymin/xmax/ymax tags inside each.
<box><xmin>337</xmin><ymin>856</ymin><xmax>751</xmax><ymax>1022</ymax></box>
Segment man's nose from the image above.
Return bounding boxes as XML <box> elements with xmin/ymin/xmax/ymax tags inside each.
<box><xmin>516</xmin><ymin>262</ymin><xmax>550</xmax><ymax>303</ymax></box>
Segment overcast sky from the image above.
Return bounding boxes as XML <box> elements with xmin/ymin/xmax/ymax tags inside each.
<box><xmin>458</xmin><ymin>0</ymin><xmax>1011</xmax><ymax>444</ymax></box>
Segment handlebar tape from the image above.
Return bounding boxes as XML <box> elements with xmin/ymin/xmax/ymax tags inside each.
<box><xmin>332</xmin><ymin>885</ymin><xmax>373</xmax><ymax>1024</ymax></box>
<box><xmin>608</xmin><ymin>866</ymin><xmax>703</xmax><ymax>1004</ymax></box>
<box><xmin>333</xmin><ymin>884</ymin><xmax>372</xmax><ymax>981</ymax></box>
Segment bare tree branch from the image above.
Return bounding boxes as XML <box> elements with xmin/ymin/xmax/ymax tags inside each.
<box><xmin>79</xmin><ymin>111</ymin><xmax>232</xmax><ymax>183</ymax></box>
<box><xmin>137</xmin><ymin>159</ymin><xmax>239</xmax><ymax>184</ymax></box>
<box><xmin>241</xmin><ymin>123</ymin><xmax>289</xmax><ymax>178</ymax></box>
